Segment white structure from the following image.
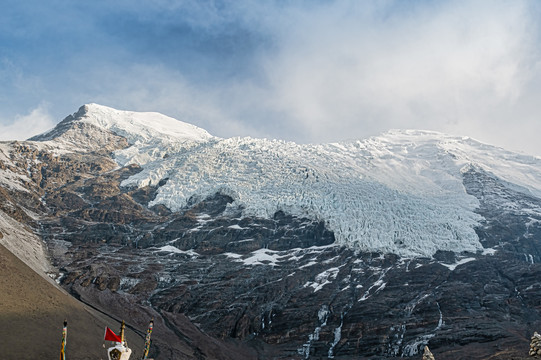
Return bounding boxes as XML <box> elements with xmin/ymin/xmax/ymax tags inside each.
<box><xmin>107</xmin><ymin>342</ymin><xmax>132</xmax><ymax>360</ymax></box>
<box><xmin>107</xmin><ymin>321</ymin><xmax>132</xmax><ymax>360</ymax></box>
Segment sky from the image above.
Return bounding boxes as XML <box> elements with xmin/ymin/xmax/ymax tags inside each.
<box><xmin>1</xmin><ymin>0</ymin><xmax>541</xmax><ymax>155</ymax></box>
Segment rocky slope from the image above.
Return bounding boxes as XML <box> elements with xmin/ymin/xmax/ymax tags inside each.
<box><xmin>1</xmin><ymin>104</ymin><xmax>541</xmax><ymax>359</ymax></box>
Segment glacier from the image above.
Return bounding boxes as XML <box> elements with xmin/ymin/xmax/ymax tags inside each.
<box><xmin>35</xmin><ymin>104</ymin><xmax>541</xmax><ymax>257</ymax></box>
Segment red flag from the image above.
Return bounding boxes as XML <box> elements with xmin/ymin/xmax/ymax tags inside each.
<box><xmin>104</xmin><ymin>327</ymin><xmax>122</xmax><ymax>342</ymax></box>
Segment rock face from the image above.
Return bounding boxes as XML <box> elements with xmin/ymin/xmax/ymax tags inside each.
<box><xmin>1</xmin><ymin>105</ymin><xmax>541</xmax><ymax>359</ymax></box>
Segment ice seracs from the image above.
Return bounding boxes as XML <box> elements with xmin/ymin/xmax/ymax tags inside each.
<box><xmin>34</xmin><ymin>104</ymin><xmax>541</xmax><ymax>258</ymax></box>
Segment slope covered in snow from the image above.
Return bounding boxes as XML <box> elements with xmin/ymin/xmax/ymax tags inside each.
<box><xmin>83</xmin><ymin>103</ymin><xmax>212</xmax><ymax>141</ymax></box>
<box><xmin>38</xmin><ymin>105</ymin><xmax>541</xmax><ymax>257</ymax></box>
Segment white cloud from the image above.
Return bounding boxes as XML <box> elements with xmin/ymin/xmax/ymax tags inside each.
<box><xmin>0</xmin><ymin>103</ymin><xmax>56</xmax><ymax>141</ymax></box>
<box><xmin>107</xmin><ymin>0</ymin><xmax>538</xmax><ymax>153</ymax></box>
<box><xmin>241</xmin><ymin>0</ymin><xmax>540</xmax><ymax>150</ymax></box>
<box><xmin>70</xmin><ymin>63</ymin><xmax>267</xmax><ymax>140</ymax></box>
<box><xmin>3</xmin><ymin>0</ymin><xmax>541</xmax><ymax>155</ymax></box>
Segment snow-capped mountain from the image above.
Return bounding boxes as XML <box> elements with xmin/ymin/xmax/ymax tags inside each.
<box><xmin>2</xmin><ymin>104</ymin><xmax>541</xmax><ymax>359</ymax></box>
<box><xmin>31</xmin><ymin>104</ymin><xmax>541</xmax><ymax>257</ymax></box>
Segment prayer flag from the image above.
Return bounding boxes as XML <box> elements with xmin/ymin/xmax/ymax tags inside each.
<box><xmin>60</xmin><ymin>320</ymin><xmax>67</xmax><ymax>360</ymax></box>
<box><xmin>104</xmin><ymin>326</ymin><xmax>122</xmax><ymax>343</ymax></box>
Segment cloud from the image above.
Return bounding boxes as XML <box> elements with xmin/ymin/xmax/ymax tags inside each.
<box><xmin>1</xmin><ymin>0</ymin><xmax>541</xmax><ymax>155</ymax></box>
<box><xmin>65</xmin><ymin>62</ymin><xmax>265</xmax><ymax>139</ymax></box>
<box><xmin>0</xmin><ymin>104</ymin><xmax>56</xmax><ymax>141</ymax></box>
<box><xmin>240</xmin><ymin>1</ymin><xmax>541</xmax><ymax>147</ymax></box>
<box><xmin>96</xmin><ymin>0</ymin><xmax>538</xmax><ymax>152</ymax></box>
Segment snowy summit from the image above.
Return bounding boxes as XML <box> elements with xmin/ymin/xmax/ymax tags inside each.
<box><xmin>32</xmin><ymin>104</ymin><xmax>541</xmax><ymax>257</ymax></box>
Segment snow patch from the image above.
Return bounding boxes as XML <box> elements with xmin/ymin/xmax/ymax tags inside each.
<box><xmin>304</xmin><ymin>267</ymin><xmax>340</xmax><ymax>292</ymax></box>
<box><xmin>299</xmin><ymin>261</ymin><xmax>318</xmax><ymax>269</ymax></box>
<box><xmin>440</xmin><ymin>257</ymin><xmax>476</xmax><ymax>271</ymax></box>
<box><xmin>154</xmin><ymin>245</ymin><xmax>198</xmax><ymax>257</ymax></box>
<box><xmin>359</xmin><ymin>268</ymin><xmax>391</xmax><ymax>302</ymax></box>
<box><xmin>239</xmin><ymin>248</ymin><xmax>285</xmax><ymax>266</ymax></box>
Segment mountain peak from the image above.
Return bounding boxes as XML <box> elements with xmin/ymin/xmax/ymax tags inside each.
<box><xmin>78</xmin><ymin>103</ymin><xmax>213</xmax><ymax>143</ymax></box>
<box><xmin>30</xmin><ymin>104</ymin><xmax>214</xmax><ymax>147</ymax></box>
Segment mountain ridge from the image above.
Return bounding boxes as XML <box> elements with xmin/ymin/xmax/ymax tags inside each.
<box><xmin>26</xmin><ymin>104</ymin><xmax>541</xmax><ymax>258</ymax></box>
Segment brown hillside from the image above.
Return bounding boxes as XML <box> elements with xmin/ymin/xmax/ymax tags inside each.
<box><xmin>0</xmin><ymin>244</ymin><xmax>143</xmax><ymax>360</ymax></box>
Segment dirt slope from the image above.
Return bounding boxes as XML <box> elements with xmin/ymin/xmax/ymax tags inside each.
<box><xmin>0</xmin><ymin>243</ymin><xmax>143</xmax><ymax>360</ymax></box>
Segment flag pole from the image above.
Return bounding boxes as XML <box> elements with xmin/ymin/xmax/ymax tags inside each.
<box><xmin>141</xmin><ymin>319</ymin><xmax>154</xmax><ymax>360</ymax></box>
<box><xmin>60</xmin><ymin>320</ymin><xmax>67</xmax><ymax>360</ymax></box>
<box><xmin>120</xmin><ymin>320</ymin><xmax>126</xmax><ymax>344</ymax></box>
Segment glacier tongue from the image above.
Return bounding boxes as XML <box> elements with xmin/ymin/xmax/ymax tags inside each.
<box><xmin>44</xmin><ymin>105</ymin><xmax>541</xmax><ymax>257</ymax></box>
<box><xmin>116</xmin><ymin>130</ymin><xmax>487</xmax><ymax>257</ymax></box>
